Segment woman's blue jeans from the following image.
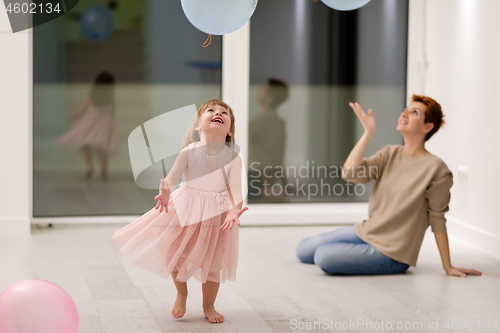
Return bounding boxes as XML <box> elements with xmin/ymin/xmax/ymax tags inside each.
<box><xmin>296</xmin><ymin>225</ymin><xmax>410</xmax><ymax>275</ymax></box>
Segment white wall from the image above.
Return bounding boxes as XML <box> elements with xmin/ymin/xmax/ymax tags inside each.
<box><xmin>408</xmin><ymin>0</ymin><xmax>500</xmax><ymax>257</ymax></box>
<box><xmin>0</xmin><ymin>9</ymin><xmax>31</xmax><ymax>236</ymax></box>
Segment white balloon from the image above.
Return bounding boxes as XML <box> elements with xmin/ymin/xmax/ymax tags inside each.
<box><xmin>321</xmin><ymin>0</ymin><xmax>371</xmax><ymax>11</ymax></box>
<box><xmin>181</xmin><ymin>0</ymin><xmax>258</xmax><ymax>35</ymax></box>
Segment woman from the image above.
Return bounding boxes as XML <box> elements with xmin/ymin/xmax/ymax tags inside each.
<box><xmin>296</xmin><ymin>94</ymin><xmax>482</xmax><ymax>278</ymax></box>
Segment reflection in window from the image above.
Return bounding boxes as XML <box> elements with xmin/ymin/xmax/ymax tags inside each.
<box><xmin>33</xmin><ymin>0</ymin><xmax>222</xmax><ymax>217</ymax></box>
<box><xmin>248</xmin><ymin>0</ymin><xmax>408</xmax><ymax>204</ymax></box>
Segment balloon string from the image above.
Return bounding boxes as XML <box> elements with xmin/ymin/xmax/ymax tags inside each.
<box><xmin>202</xmin><ymin>34</ymin><xmax>212</xmax><ymax>48</ymax></box>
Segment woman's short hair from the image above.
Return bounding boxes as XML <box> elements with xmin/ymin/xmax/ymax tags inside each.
<box><xmin>411</xmin><ymin>94</ymin><xmax>446</xmax><ymax>141</ymax></box>
<box><xmin>267</xmin><ymin>78</ymin><xmax>289</xmax><ymax>109</ymax></box>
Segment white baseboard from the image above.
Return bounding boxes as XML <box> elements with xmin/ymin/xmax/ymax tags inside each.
<box><xmin>0</xmin><ymin>217</ymin><xmax>31</xmax><ymax>236</ymax></box>
<box><xmin>30</xmin><ymin>203</ymin><xmax>370</xmax><ymax>227</ymax></box>
<box><xmin>241</xmin><ymin>202</ymin><xmax>369</xmax><ymax>225</ymax></box>
<box><xmin>10</xmin><ymin>210</ymin><xmax>499</xmax><ymax>261</ymax></box>
<box><xmin>447</xmin><ymin>216</ymin><xmax>500</xmax><ymax>258</ymax></box>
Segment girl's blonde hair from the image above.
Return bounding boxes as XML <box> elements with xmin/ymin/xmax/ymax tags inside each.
<box><xmin>181</xmin><ymin>99</ymin><xmax>236</xmax><ymax>149</ymax></box>
<box><xmin>90</xmin><ymin>71</ymin><xmax>115</xmax><ymax>106</ymax></box>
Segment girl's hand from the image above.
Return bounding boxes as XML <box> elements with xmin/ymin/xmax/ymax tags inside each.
<box><xmin>220</xmin><ymin>207</ymin><xmax>248</xmax><ymax>231</ymax></box>
<box><xmin>445</xmin><ymin>266</ymin><xmax>482</xmax><ymax>278</ymax></box>
<box><xmin>71</xmin><ymin>96</ymin><xmax>91</xmax><ymax>119</ymax></box>
<box><xmin>349</xmin><ymin>102</ymin><xmax>376</xmax><ymax>135</ymax></box>
<box><xmin>154</xmin><ymin>179</ymin><xmax>170</xmax><ymax>213</ymax></box>
<box><xmin>71</xmin><ymin>109</ymin><xmax>83</xmax><ymax>119</ymax></box>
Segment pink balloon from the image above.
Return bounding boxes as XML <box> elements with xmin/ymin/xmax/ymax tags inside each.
<box><xmin>0</xmin><ymin>279</ymin><xmax>79</xmax><ymax>333</ymax></box>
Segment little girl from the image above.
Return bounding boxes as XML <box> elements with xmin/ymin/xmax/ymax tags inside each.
<box><xmin>112</xmin><ymin>99</ymin><xmax>247</xmax><ymax>324</ymax></box>
<box><xmin>58</xmin><ymin>71</ymin><xmax>118</xmax><ymax>181</ymax></box>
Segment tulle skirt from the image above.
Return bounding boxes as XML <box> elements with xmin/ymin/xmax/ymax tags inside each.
<box><xmin>58</xmin><ymin>107</ymin><xmax>118</xmax><ymax>156</ymax></box>
<box><xmin>111</xmin><ymin>186</ymin><xmax>239</xmax><ymax>283</ymax></box>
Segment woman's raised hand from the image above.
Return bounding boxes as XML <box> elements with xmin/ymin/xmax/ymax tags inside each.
<box><xmin>349</xmin><ymin>102</ymin><xmax>376</xmax><ymax>135</ymax></box>
<box><xmin>154</xmin><ymin>179</ymin><xmax>170</xmax><ymax>213</ymax></box>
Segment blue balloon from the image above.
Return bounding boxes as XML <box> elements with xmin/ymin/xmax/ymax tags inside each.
<box><xmin>181</xmin><ymin>0</ymin><xmax>258</xmax><ymax>35</ymax></box>
<box><xmin>80</xmin><ymin>5</ymin><xmax>114</xmax><ymax>41</ymax></box>
<box><xmin>321</xmin><ymin>0</ymin><xmax>371</xmax><ymax>11</ymax></box>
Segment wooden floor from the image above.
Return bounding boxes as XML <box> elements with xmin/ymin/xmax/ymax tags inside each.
<box><xmin>1</xmin><ymin>225</ymin><xmax>499</xmax><ymax>333</ymax></box>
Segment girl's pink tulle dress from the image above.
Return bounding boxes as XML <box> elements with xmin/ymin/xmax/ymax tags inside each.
<box><xmin>112</xmin><ymin>141</ymin><xmax>239</xmax><ymax>283</ymax></box>
<box><xmin>58</xmin><ymin>102</ymin><xmax>118</xmax><ymax>156</ymax></box>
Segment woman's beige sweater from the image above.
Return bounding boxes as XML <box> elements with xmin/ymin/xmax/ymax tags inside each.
<box><xmin>343</xmin><ymin>144</ymin><xmax>453</xmax><ymax>267</ymax></box>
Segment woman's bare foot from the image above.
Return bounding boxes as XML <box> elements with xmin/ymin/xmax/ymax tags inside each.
<box><xmin>204</xmin><ymin>306</ymin><xmax>224</xmax><ymax>323</ymax></box>
<box><xmin>172</xmin><ymin>293</ymin><xmax>187</xmax><ymax>319</ymax></box>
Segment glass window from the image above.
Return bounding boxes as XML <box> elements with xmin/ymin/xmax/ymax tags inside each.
<box><xmin>33</xmin><ymin>0</ymin><xmax>222</xmax><ymax>217</ymax></box>
<box><xmin>247</xmin><ymin>0</ymin><xmax>408</xmax><ymax>203</ymax></box>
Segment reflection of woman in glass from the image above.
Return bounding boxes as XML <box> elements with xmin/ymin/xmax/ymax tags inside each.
<box><xmin>296</xmin><ymin>95</ymin><xmax>482</xmax><ymax>278</ymax></box>
<box><xmin>58</xmin><ymin>71</ymin><xmax>118</xmax><ymax>182</ymax></box>
<box><xmin>248</xmin><ymin>78</ymin><xmax>289</xmax><ymax>202</ymax></box>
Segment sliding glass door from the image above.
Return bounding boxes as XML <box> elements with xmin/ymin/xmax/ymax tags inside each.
<box><xmin>33</xmin><ymin>0</ymin><xmax>222</xmax><ymax>217</ymax></box>
<box><xmin>247</xmin><ymin>0</ymin><xmax>408</xmax><ymax>204</ymax></box>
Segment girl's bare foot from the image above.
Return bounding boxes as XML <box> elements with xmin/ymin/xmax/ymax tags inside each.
<box><xmin>204</xmin><ymin>306</ymin><xmax>224</xmax><ymax>323</ymax></box>
<box><xmin>85</xmin><ymin>169</ymin><xmax>93</xmax><ymax>181</ymax></box>
<box><xmin>101</xmin><ymin>171</ymin><xmax>108</xmax><ymax>182</ymax></box>
<box><xmin>172</xmin><ymin>293</ymin><xmax>187</xmax><ymax>319</ymax></box>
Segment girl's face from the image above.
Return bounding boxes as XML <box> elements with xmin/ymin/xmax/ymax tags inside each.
<box><xmin>198</xmin><ymin>104</ymin><xmax>232</xmax><ymax>139</ymax></box>
<box><xmin>396</xmin><ymin>101</ymin><xmax>434</xmax><ymax>137</ymax></box>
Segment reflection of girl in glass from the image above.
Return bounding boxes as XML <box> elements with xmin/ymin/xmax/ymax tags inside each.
<box><xmin>58</xmin><ymin>71</ymin><xmax>118</xmax><ymax>182</ymax></box>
